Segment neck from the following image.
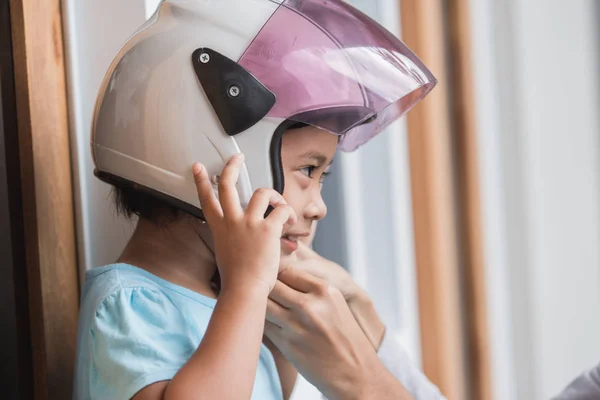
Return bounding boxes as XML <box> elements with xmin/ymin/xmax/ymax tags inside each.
<box><xmin>118</xmin><ymin>216</ymin><xmax>218</xmax><ymax>298</ymax></box>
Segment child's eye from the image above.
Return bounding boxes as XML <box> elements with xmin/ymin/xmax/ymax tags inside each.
<box><xmin>300</xmin><ymin>166</ymin><xmax>317</xmax><ymax>178</ymax></box>
<box><xmin>300</xmin><ymin>166</ymin><xmax>331</xmax><ymax>185</ymax></box>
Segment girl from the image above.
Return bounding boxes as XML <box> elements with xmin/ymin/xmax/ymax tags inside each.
<box><xmin>74</xmin><ymin>0</ymin><xmax>442</xmax><ymax>399</ymax></box>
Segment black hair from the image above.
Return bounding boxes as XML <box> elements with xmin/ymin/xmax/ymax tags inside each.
<box><xmin>112</xmin><ymin>184</ymin><xmax>182</xmax><ymax>223</ymax></box>
<box><xmin>113</xmin><ymin>183</ymin><xmax>223</xmax><ymax>293</ymax></box>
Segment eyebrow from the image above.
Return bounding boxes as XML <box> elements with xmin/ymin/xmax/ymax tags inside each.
<box><xmin>299</xmin><ymin>151</ymin><xmax>333</xmax><ymax>166</ymax></box>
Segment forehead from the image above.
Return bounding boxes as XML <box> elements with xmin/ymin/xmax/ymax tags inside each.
<box><xmin>281</xmin><ymin>126</ymin><xmax>338</xmax><ymax>161</ymax></box>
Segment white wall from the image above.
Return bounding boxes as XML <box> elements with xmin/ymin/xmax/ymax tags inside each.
<box><xmin>470</xmin><ymin>0</ymin><xmax>600</xmax><ymax>398</ymax></box>
<box><xmin>62</xmin><ymin>0</ymin><xmax>143</xmax><ymax>277</ymax></box>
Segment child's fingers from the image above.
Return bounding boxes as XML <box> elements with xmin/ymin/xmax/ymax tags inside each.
<box><xmin>266</xmin><ymin>203</ymin><xmax>297</xmax><ymax>228</ymax></box>
<box><xmin>192</xmin><ymin>163</ymin><xmax>222</xmax><ymax>223</ymax></box>
<box><xmin>247</xmin><ymin>188</ymin><xmax>287</xmax><ymax>220</ymax></box>
<box><xmin>218</xmin><ymin>154</ymin><xmax>244</xmax><ymax>220</ymax></box>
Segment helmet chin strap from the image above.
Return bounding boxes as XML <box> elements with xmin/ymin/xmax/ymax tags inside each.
<box><xmin>188</xmin><ymin>215</ymin><xmax>224</xmax><ymax>294</ymax></box>
<box><xmin>189</xmin><ymin>217</ymin><xmax>215</xmax><ymax>256</ymax></box>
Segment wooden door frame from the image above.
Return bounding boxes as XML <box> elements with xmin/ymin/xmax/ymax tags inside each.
<box><xmin>400</xmin><ymin>1</ymin><xmax>467</xmax><ymax>398</ymax></box>
<box><xmin>401</xmin><ymin>1</ymin><xmax>491</xmax><ymax>399</ymax></box>
<box><xmin>1</xmin><ymin>1</ymin><xmax>34</xmax><ymax>397</ymax></box>
<box><xmin>447</xmin><ymin>1</ymin><xmax>492</xmax><ymax>399</ymax></box>
<box><xmin>9</xmin><ymin>0</ymin><xmax>79</xmax><ymax>398</ymax></box>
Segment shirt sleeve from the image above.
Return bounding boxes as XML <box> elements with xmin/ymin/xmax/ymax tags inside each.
<box><xmin>552</xmin><ymin>363</ymin><xmax>600</xmax><ymax>400</ymax></box>
<box><xmin>88</xmin><ymin>287</ymin><xmax>197</xmax><ymax>400</ymax></box>
<box><xmin>377</xmin><ymin>331</ymin><xmax>447</xmax><ymax>400</ymax></box>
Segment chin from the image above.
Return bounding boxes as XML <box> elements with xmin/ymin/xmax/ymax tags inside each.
<box><xmin>278</xmin><ymin>251</ymin><xmax>297</xmax><ymax>273</ymax></box>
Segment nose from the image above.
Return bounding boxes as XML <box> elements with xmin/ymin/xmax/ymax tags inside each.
<box><xmin>304</xmin><ymin>185</ymin><xmax>327</xmax><ymax>222</ymax></box>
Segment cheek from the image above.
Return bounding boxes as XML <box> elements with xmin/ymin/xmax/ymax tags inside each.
<box><xmin>282</xmin><ymin>178</ymin><xmax>305</xmax><ymax>218</ymax></box>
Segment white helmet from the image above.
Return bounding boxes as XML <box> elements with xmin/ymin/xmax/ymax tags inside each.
<box><xmin>91</xmin><ymin>0</ymin><xmax>436</xmax><ymax>218</ymax></box>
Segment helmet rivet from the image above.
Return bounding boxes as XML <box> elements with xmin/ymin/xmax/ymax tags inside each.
<box><xmin>228</xmin><ymin>85</ymin><xmax>241</xmax><ymax>97</ymax></box>
<box><xmin>199</xmin><ymin>53</ymin><xmax>210</xmax><ymax>64</ymax></box>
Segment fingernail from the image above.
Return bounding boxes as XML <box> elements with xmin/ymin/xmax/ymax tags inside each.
<box><xmin>192</xmin><ymin>163</ymin><xmax>203</xmax><ymax>175</ymax></box>
<box><xmin>235</xmin><ymin>153</ymin><xmax>245</xmax><ymax>161</ymax></box>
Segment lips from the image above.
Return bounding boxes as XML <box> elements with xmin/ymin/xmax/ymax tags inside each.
<box><xmin>280</xmin><ymin>232</ymin><xmax>309</xmax><ymax>252</ymax></box>
<box><xmin>281</xmin><ymin>233</ymin><xmax>298</xmax><ymax>242</ymax></box>
<box><xmin>281</xmin><ymin>231</ymin><xmax>310</xmax><ymax>241</ymax></box>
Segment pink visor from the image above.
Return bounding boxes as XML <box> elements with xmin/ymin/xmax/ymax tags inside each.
<box><xmin>238</xmin><ymin>0</ymin><xmax>437</xmax><ymax>151</ymax></box>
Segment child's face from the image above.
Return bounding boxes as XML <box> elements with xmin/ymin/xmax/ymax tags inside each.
<box><xmin>279</xmin><ymin>126</ymin><xmax>337</xmax><ymax>262</ymax></box>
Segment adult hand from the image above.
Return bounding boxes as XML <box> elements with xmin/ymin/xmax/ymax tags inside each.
<box><xmin>265</xmin><ymin>268</ymin><xmax>412</xmax><ymax>400</ymax></box>
<box><xmin>290</xmin><ymin>242</ymin><xmax>386</xmax><ymax>350</ymax></box>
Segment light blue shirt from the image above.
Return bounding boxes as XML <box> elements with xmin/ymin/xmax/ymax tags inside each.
<box><xmin>73</xmin><ymin>263</ymin><xmax>283</xmax><ymax>400</ymax></box>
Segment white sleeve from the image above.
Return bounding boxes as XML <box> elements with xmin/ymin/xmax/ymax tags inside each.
<box><xmin>377</xmin><ymin>331</ymin><xmax>447</xmax><ymax>400</ymax></box>
<box><xmin>552</xmin><ymin>363</ymin><xmax>600</xmax><ymax>400</ymax></box>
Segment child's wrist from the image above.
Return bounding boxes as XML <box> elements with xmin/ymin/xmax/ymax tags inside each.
<box><xmin>220</xmin><ymin>277</ymin><xmax>271</xmax><ymax>300</ymax></box>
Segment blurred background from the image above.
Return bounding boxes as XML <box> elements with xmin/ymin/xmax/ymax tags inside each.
<box><xmin>1</xmin><ymin>0</ymin><xmax>600</xmax><ymax>399</ymax></box>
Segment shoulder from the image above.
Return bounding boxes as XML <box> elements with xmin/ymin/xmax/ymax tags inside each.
<box><xmin>75</xmin><ymin>264</ymin><xmax>212</xmax><ymax>399</ymax></box>
<box><xmin>81</xmin><ymin>264</ymin><xmax>170</xmax><ymax>312</ymax></box>
<box><xmin>80</xmin><ymin>263</ymin><xmax>215</xmax><ymax>335</ymax></box>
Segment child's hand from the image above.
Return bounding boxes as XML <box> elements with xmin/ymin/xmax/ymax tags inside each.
<box><xmin>193</xmin><ymin>154</ymin><xmax>297</xmax><ymax>293</ymax></box>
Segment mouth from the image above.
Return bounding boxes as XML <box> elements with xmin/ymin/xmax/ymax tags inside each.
<box><xmin>281</xmin><ymin>231</ymin><xmax>310</xmax><ymax>241</ymax></box>
<box><xmin>281</xmin><ymin>233</ymin><xmax>298</xmax><ymax>242</ymax></box>
<box><xmin>280</xmin><ymin>232</ymin><xmax>309</xmax><ymax>252</ymax></box>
